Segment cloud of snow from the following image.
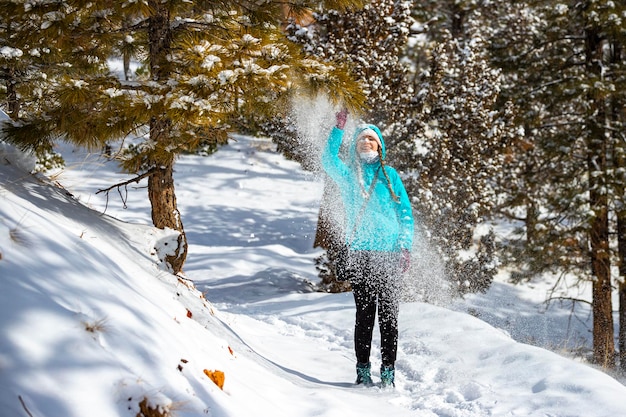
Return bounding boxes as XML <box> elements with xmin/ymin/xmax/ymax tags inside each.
<box><xmin>289</xmin><ymin>93</ymin><xmax>346</xmax><ymax>259</ymax></box>
<box><xmin>289</xmin><ymin>93</ymin><xmax>337</xmax><ymax>173</ymax></box>
<box><xmin>400</xmin><ymin>229</ymin><xmax>452</xmax><ymax>306</ymax></box>
<box><xmin>288</xmin><ymin>95</ymin><xmax>451</xmax><ymax>304</ymax></box>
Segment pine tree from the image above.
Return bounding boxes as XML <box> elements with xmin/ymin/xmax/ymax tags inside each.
<box><xmin>0</xmin><ymin>1</ymin><xmax>103</xmax><ymax>168</ymax></box>
<box><xmin>490</xmin><ymin>0</ymin><xmax>626</xmax><ymax>369</ymax></box>
<box><xmin>0</xmin><ymin>1</ymin><xmax>30</xmax><ymax>119</ymax></box>
<box><xmin>288</xmin><ymin>0</ymin><xmax>414</xmax><ymax>140</ymax></box>
<box><xmin>401</xmin><ymin>1</ymin><xmax>518</xmax><ymax>294</ymax></box>
<box><xmin>1</xmin><ymin>1</ymin><xmax>366</xmax><ymax>274</ymax></box>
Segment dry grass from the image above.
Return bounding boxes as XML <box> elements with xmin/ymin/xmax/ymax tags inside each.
<box><xmin>9</xmin><ymin>226</ymin><xmax>32</xmax><ymax>247</ymax></box>
<box><xmin>135</xmin><ymin>397</ymin><xmax>184</xmax><ymax>417</ymax></box>
<box><xmin>82</xmin><ymin>317</ymin><xmax>109</xmax><ymax>334</ymax></box>
<box><xmin>4</xmin><ymin>214</ymin><xmax>32</xmax><ymax>247</ymax></box>
<box><xmin>136</xmin><ymin>397</ymin><xmax>170</xmax><ymax>417</ymax></box>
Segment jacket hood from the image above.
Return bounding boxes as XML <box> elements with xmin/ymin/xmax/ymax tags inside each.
<box><xmin>351</xmin><ymin>124</ymin><xmax>386</xmax><ymax>161</ymax></box>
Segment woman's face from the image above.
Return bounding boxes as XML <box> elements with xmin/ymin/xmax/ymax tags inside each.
<box><xmin>356</xmin><ymin>133</ymin><xmax>379</xmax><ymax>153</ymax></box>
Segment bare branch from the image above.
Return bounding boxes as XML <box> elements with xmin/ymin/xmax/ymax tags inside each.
<box><xmin>547</xmin><ymin>295</ymin><xmax>592</xmax><ymax>307</ymax></box>
<box><xmin>18</xmin><ymin>395</ymin><xmax>34</xmax><ymax>417</ymax></box>
<box><xmin>95</xmin><ymin>168</ymin><xmax>156</xmax><ymax>195</ymax></box>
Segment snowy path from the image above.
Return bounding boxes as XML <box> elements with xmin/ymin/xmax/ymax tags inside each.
<box><xmin>192</xmin><ymin>269</ymin><xmax>504</xmax><ymax>417</ymax></box>
<box><xmin>195</xmin><ymin>269</ymin><xmax>626</xmax><ymax>417</ymax></box>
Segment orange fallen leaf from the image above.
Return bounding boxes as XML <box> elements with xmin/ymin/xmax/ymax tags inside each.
<box><xmin>204</xmin><ymin>369</ymin><xmax>225</xmax><ymax>390</ymax></box>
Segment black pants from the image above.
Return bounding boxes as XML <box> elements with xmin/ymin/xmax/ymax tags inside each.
<box><xmin>347</xmin><ymin>251</ymin><xmax>400</xmax><ymax>366</ymax></box>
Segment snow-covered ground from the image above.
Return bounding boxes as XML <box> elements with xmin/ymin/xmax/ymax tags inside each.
<box><xmin>1</xmin><ymin>119</ymin><xmax>626</xmax><ymax>416</ymax></box>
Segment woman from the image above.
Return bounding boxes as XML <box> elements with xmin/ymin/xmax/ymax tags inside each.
<box><xmin>321</xmin><ymin>109</ymin><xmax>414</xmax><ymax>388</ymax></box>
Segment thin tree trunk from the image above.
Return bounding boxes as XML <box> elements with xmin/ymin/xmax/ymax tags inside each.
<box><xmin>619</xmin><ymin>280</ymin><xmax>626</xmax><ymax>372</ymax></box>
<box><xmin>588</xmin><ymin>133</ymin><xmax>613</xmax><ymax>367</ymax></box>
<box><xmin>450</xmin><ymin>3</ymin><xmax>466</xmax><ymax>39</ymax></box>
<box><xmin>123</xmin><ymin>51</ymin><xmax>131</xmax><ymax>81</ymax></box>
<box><xmin>618</xmin><ymin>205</ymin><xmax>626</xmax><ymax>370</ymax></box>
<box><xmin>589</xmin><ymin>188</ymin><xmax>614</xmax><ymax>368</ymax></box>
<box><xmin>146</xmin><ymin>1</ymin><xmax>188</xmax><ymax>274</ymax></box>
<box><xmin>610</xmin><ymin>39</ymin><xmax>625</xmax><ymax>372</ymax></box>
<box><xmin>616</xmin><ymin>128</ymin><xmax>626</xmax><ymax>371</ymax></box>
<box><xmin>6</xmin><ymin>67</ymin><xmax>20</xmax><ymax>118</ymax></box>
<box><xmin>5</xmin><ymin>20</ymin><xmax>20</xmax><ymax>118</ymax></box>
<box><xmin>147</xmin><ymin>156</ymin><xmax>187</xmax><ymax>273</ymax></box>
<box><xmin>586</xmin><ymin>27</ymin><xmax>615</xmax><ymax>369</ymax></box>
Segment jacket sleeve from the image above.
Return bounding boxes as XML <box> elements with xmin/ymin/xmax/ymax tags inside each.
<box><xmin>392</xmin><ymin>172</ymin><xmax>414</xmax><ymax>250</ymax></box>
<box><xmin>321</xmin><ymin>126</ymin><xmax>349</xmax><ymax>183</ymax></box>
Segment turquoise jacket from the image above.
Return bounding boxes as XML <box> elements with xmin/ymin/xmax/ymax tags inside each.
<box><xmin>322</xmin><ymin>125</ymin><xmax>414</xmax><ymax>252</ymax></box>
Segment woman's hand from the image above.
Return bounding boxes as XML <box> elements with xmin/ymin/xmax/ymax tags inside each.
<box><xmin>400</xmin><ymin>249</ymin><xmax>411</xmax><ymax>273</ymax></box>
<box><xmin>335</xmin><ymin>108</ymin><xmax>348</xmax><ymax>129</ymax></box>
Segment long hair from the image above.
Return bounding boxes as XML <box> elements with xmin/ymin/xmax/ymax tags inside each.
<box><xmin>353</xmin><ymin>148</ymin><xmax>400</xmax><ymax>203</ymax></box>
<box><xmin>377</xmin><ymin>147</ymin><xmax>399</xmax><ymax>203</ymax></box>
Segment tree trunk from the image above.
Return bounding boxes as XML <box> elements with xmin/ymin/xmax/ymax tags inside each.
<box><xmin>619</xmin><ymin>208</ymin><xmax>626</xmax><ymax>371</ymax></box>
<box><xmin>148</xmin><ymin>1</ymin><xmax>172</xmax><ymax>81</ymax></box>
<box><xmin>5</xmin><ymin>20</ymin><xmax>20</xmax><ymax>119</ymax></box>
<box><xmin>619</xmin><ymin>280</ymin><xmax>626</xmax><ymax>372</ymax></box>
<box><xmin>123</xmin><ymin>50</ymin><xmax>131</xmax><ymax>81</ymax></box>
<box><xmin>147</xmin><ymin>154</ymin><xmax>188</xmax><ymax>274</ymax></box>
<box><xmin>586</xmin><ymin>27</ymin><xmax>615</xmax><ymax>369</ymax></box>
<box><xmin>589</xmin><ymin>187</ymin><xmax>614</xmax><ymax>368</ymax></box>
<box><xmin>6</xmin><ymin>66</ymin><xmax>20</xmax><ymax>118</ymax></box>
<box><xmin>587</xmin><ymin>131</ymin><xmax>612</xmax><ymax>368</ymax></box>
<box><xmin>450</xmin><ymin>3</ymin><xmax>466</xmax><ymax>39</ymax></box>
<box><xmin>616</xmin><ymin>129</ymin><xmax>626</xmax><ymax>371</ymax></box>
<box><xmin>145</xmin><ymin>1</ymin><xmax>188</xmax><ymax>274</ymax></box>
<box><xmin>588</xmin><ymin>130</ymin><xmax>613</xmax><ymax>368</ymax></box>
<box><xmin>610</xmin><ymin>39</ymin><xmax>625</xmax><ymax>372</ymax></box>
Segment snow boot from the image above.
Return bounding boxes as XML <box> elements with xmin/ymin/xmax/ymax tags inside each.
<box><xmin>355</xmin><ymin>362</ymin><xmax>374</xmax><ymax>386</ymax></box>
<box><xmin>380</xmin><ymin>364</ymin><xmax>395</xmax><ymax>388</ymax></box>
